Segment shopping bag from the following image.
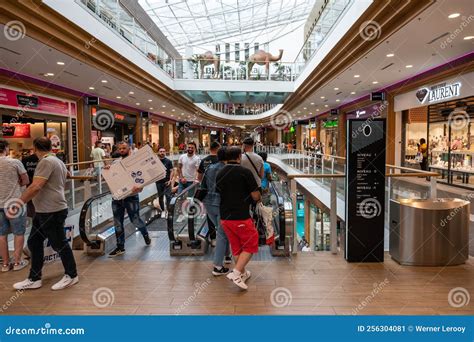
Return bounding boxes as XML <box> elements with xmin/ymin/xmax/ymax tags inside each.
<box><xmin>256</xmin><ymin>202</ymin><xmax>275</xmax><ymax>245</ymax></box>
<box><xmin>414</xmin><ymin>152</ymin><xmax>423</xmax><ymax>163</ymax></box>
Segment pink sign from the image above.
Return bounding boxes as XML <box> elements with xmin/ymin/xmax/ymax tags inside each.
<box><xmin>0</xmin><ymin>87</ymin><xmax>72</xmax><ymax>117</ymax></box>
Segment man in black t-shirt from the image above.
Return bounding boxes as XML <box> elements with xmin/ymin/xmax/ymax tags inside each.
<box><xmin>21</xmin><ymin>152</ymin><xmax>39</xmax><ymax>217</ymax></box>
<box><xmin>155</xmin><ymin>147</ymin><xmax>174</xmax><ymax>214</ymax></box>
<box><xmin>216</xmin><ymin>147</ymin><xmax>261</xmax><ymax>290</ymax></box>
<box><xmin>198</xmin><ymin>141</ymin><xmax>220</xmax><ymax>244</ymax></box>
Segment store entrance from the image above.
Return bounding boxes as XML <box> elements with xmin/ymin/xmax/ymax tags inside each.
<box><xmin>1</xmin><ymin>110</ymin><xmax>69</xmax><ymax>162</ymax></box>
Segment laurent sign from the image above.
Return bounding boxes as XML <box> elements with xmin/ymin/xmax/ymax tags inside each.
<box><xmin>416</xmin><ymin>82</ymin><xmax>462</xmax><ymax>104</ymax></box>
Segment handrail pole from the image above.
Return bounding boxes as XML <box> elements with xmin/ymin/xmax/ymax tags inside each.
<box><xmin>330</xmin><ymin>178</ymin><xmax>337</xmax><ymax>254</ymax></box>
<box><xmin>69</xmin><ymin>165</ymin><xmax>76</xmax><ymax>209</ymax></box>
<box><xmin>291</xmin><ymin>178</ymin><xmax>298</xmax><ymax>255</ymax></box>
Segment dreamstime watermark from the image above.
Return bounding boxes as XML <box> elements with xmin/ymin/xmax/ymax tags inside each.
<box><xmin>4</xmin><ymin>20</ymin><xmax>26</xmax><ymax>41</ymax></box>
<box><xmin>270</xmin><ymin>110</ymin><xmax>293</xmax><ymax>130</ymax></box>
<box><xmin>5</xmin><ymin>323</ymin><xmax>85</xmax><ymax>336</ymax></box>
<box><xmin>92</xmin><ymin>109</ymin><xmax>115</xmax><ymax>131</ymax></box>
<box><xmin>270</xmin><ymin>287</ymin><xmax>293</xmax><ymax>308</ymax></box>
<box><xmin>174</xmin><ymin>112</ymin><xmax>200</xmax><ymax>140</ymax></box>
<box><xmin>359</xmin><ymin>20</ymin><xmax>381</xmax><ymax>41</ymax></box>
<box><xmin>84</xmin><ymin>37</ymin><xmax>97</xmax><ymax>49</ymax></box>
<box><xmin>84</xmin><ymin>200</ymin><xmax>111</xmax><ymax>229</ymax></box>
<box><xmin>352</xmin><ymin>279</ymin><xmax>389</xmax><ymax>315</ymax></box>
<box><xmin>448</xmin><ymin>287</ymin><xmax>470</xmax><ymax>308</ymax></box>
<box><xmin>92</xmin><ymin>287</ymin><xmax>115</xmax><ymax>308</ymax></box>
<box><xmin>0</xmin><ymin>289</ymin><xmax>24</xmax><ymax>313</ymax></box>
<box><xmin>440</xmin><ymin>15</ymin><xmax>474</xmax><ymax>49</ymax></box>
<box><xmin>181</xmin><ymin>198</ymin><xmax>206</xmax><ymax>219</ymax></box>
<box><xmin>175</xmin><ymin>279</ymin><xmax>212</xmax><ymax>314</ymax></box>
<box><xmin>358</xmin><ymin>198</ymin><xmax>382</xmax><ymax>219</ymax></box>
<box><xmin>448</xmin><ymin>110</ymin><xmax>470</xmax><ymax>131</ymax></box>
<box><xmin>3</xmin><ymin>198</ymin><xmax>26</xmax><ymax>219</ymax></box>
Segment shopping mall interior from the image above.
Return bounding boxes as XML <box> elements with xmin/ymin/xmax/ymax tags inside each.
<box><xmin>0</xmin><ymin>0</ymin><xmax>473</xmax><ymax>317</ymax></box>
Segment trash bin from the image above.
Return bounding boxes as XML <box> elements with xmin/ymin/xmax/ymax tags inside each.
<box><xmin>390</xmin><ymin>198</ymin><xmax>470</xmax><ymax>266</ymax></box>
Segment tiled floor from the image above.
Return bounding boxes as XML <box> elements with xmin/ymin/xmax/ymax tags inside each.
<box><xmin>1</xmin><ymin>238</ymin><xmax>473</xmax><ymax>315</ymax></box>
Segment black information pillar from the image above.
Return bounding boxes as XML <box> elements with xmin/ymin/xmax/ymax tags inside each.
<box><xmin>345</xmin><ymin>119</ymin><xmax>386</xmax><ymax>262</ymax></box>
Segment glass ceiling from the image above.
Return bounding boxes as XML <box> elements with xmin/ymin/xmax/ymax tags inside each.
<box><xmin>138</xmin><ymin>0</ymin><xmax>314</xmax><ymax>55</ymax></box>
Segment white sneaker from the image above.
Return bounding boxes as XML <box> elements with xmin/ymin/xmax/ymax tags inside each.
<box><xmin>13</xmin><ymin>278</ymin><xmax>42</xmax><ymax>290</ymax></box>
<box><xmin>232</xmin><ymin>274</ymin><xmax>248</xmax><ymax>290</ymax></box>
<box><xmin>226</xmin><ymin>270</ymin><xmax>236</xmax><ymax>281</ymax></box>
<box><xmin>13</xmin><ymin>259</ymin><xmax>29</xmax><ymax>271</ymax></box>
<box><xmin>51</xmin><ymin>275</ymin><xmax>79</xmax><ymax>291</ymax></box>
<box><xmin>241</xmin><ymin>270</ymin><xmax>251</xmax><ymax>282</ymax></box>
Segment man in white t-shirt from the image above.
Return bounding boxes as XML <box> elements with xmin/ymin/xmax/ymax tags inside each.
<box><xmin>240</xmin><ymin>137</ymin><xmax>264</xmax><ymax>189</ymax></box>
<box><xmin>90</xmin><ymin>141</ymin><xmax>105</xmax><ymax>177</ymax></box>
<box><xmin>177</xmin><ymin>141</ymin><xmax>200</xmax><ymax>195</ymax></box>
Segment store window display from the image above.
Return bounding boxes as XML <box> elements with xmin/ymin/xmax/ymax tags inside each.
<box><xmin>428</xmin><ymin>97</ymin><xmax>474</xmax><ymax>188</ymax></box>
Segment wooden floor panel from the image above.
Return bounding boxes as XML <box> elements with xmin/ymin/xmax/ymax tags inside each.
<box><xmin>0</xmin><ymin>251</ymin><xmax>473</xmax><ymax>315</ymax></box>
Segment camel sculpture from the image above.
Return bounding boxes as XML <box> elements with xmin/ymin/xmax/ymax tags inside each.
<box><xmin>194</xmin><ymin>51</ymin><xmax>220</xmax><ymax>78</ymax></box>
<box><xmin>247</xmin><ymin>49</ymin><xmax>284</xmax><ymax>79</ymax></box>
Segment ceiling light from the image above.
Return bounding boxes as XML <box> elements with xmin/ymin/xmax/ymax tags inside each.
<box><xmin>405</xmin><ymin>65</ymin><xmax>413</xmax><ymax>68</ymax></box>
<box><xmin>448</xmin><ymin>13</ymin><xmax>460</xmax><ymax>19</ymax></box>
<box><xmin>172</xmin><ymin>109</ymin><xmax>175</xmax><ymax>112</ymax></box>
<box><xmin>336</xmin><ymin>99</ymin><xmax>340</xmax><ymax>102</ymax></box>
<box><xmin>386</xmin><ymin>53</ymin><xmax>394</xmax><ymax>57</ymax></box>
<box><xmin>354</xmin><ymin>75</ymin><xmax>360</xmax><ymax>78</ymax></box>
<box><xmin>464</xmin><ymin>36</ymin><xmax>474</xmax><ymax>40</ymax></box>
<box><xmin>101</xmin><ymin>80</ymin><xmax>107</xmax><ymax>83</ymax></box>
<box><xmin>116</xmin><ymin>96</ymin><xmax>121</xmax><ymax>99</ymax></box>
<box><xmin>162</xmin><ymin>111</ymin><xmax>165</xmax><ymax>114</ymax></box>
<box><xmin>316</xmin><ymin>109</ymin><xmax>320</xmax><ymax>111</ymax></box>
<box><xmin>372</xmin><ymin>81</ymin><xmax>379</xmax><ymax>84</ymax></box>
<box><xmin>334</xmin><ymin>87</ymin><xmax>339</xmax><ymax>90</ymax></box>
<box><xmin>310</xmin><ymin>102</ymin><xmax>315</xmax><ymax>105</ymax></box>
<box><xmin>320</xmin><ymin>96</ymin><xmax>325</xmax><ymax>99</ymax></box>
<box><xmin>89</xmin><ymin>86</ymin><xmax>95</xmax><ymax>90</ymax></box>
<box><xmin>162</xmin><ymin>105</ymin><xmax>166</xmax><ymax>108</ymax></box>
<box><xmin>57</xmin><ymin>61</ymin><xmax>65</xmax><ymax>65</ymax></box>
<box><xmin>324</xmin><ymin>105</ymin><xmax>328</xmax><ymax>108</ymax></box>
<box><xmin>129</xmin><ymin>91</ymin><xmax>134</xmax><ymax>94</ymax></box>
<box><xmin>148</xmin><ymin>99</ymin><xmax>152</xmax><ymax>102</ymax></box>
<box><xmin>303</xmin><ymin>107</ymin><xmax>307</xmax><ymax>110</ymax></box>
<box><xmin>181</xmin><ymin>113</ymin><xmax>184</xmax><ymax>115</ymax></box>
<box><xmin>44</xmin><ymin>73</ymin><xmax>54</xmax><ymax>76</ymax></box>
<box><xmin>297</xmin><ymin>111</ymin><xmax>301</xmax><ymax>113</ymax></box>
<box><xmin>136</xmin><ymin>102</ymin><xmax>140</xmax><ymax>105</ymax></box>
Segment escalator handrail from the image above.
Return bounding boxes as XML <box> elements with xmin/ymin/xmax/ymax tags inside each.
<box><xmin>166</xmin><ymin>182</ymin><xmax>200</xmax><ymax>242</ymax></box>
<box><xmin>79</xmin><ymin>191</ymin><xmax>112</xmax><ymax>246</ymax></box>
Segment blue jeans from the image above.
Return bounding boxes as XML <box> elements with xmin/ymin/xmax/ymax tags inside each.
<box><xmin>155</xmin><ymin>182</ymin><xmax>172</xmax><ymax>211</ymax></box>
<box><xmin>206</xmin><ymin>204</ymin><xmax>230</xmax><ymax>267</ymax></box>
<box><xmin>178</xmin><ymin>181</ymin><xmax>195</xmax><ymax>197</ymax></box>
<box><xmin>112</xmin><ymin>195</ymin><xmax>148</xmax><ymax>249</ymax></box>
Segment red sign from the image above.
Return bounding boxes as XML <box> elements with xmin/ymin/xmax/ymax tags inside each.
<box><xmin>2</xmin><ymin>123</ymin><xmax>31</xmax><ymax>138</ymax></box>
<box><xmin>0</xmin><ymin>87</ymin><xmax>71</xmax><ymax>116</ymax></box>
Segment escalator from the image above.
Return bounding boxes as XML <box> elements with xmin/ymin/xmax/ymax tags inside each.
<box><xmin>78</xmin><ymin>184</ymin><xmax>160</xmax><ymax>255</ymax></box>
<box><xmin>268</xmin><ymin>181</ymin><xmax>293</xmax><ymax>256</ymax></box>
<box><xmin>167</xmin><ymin>182</ymin><xmax>209</xmax><ymax>256</ymax></box>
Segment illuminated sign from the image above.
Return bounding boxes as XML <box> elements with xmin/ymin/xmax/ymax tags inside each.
<box><xmin>356</xmin><ymin>110</ymin><xmax>366</xmax><ymax>118</ymax></box>
<box><xmin>416</xmin><ymin>82</ymin><xmax>461</xmax><ymax>104</ymax></box>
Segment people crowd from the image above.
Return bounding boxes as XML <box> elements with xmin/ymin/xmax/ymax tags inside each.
<box><xmin>1</xmin><ymin>135</ymin><xmax>272</xmax><ymax>292</ymax></box>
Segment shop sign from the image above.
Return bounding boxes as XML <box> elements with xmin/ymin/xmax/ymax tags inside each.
<box><xmin>416</xmin><ymin>82</ymin><xmax>461</xmax><ymax>104</ymax></box>
<box><xmin>1</xmin><ymin>123</ymin><xmax>31</xmax><ymax>138</ymax></box>
<box><xmin>0</xmin><ymin>87</ymin><xmax>71</xmax><ymax>116</ymax></box>
<box><xmin>322</xmin><ymin>120</ymin><xmax>338</xmax><ymax>128</ymax></box>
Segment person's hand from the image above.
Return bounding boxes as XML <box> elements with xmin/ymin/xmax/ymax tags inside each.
<box><xmin>131</xmin><ymin>185</ymin><xmax>142</xmax><ymax>194</ymax></box>
<box><xmin>103</xmin><ymin>164</ymin><xmax>111</xmax><ymax>170</ymax></box>
<box><xmin>180</xmin><ymin>178</ymin><xmax>187</xmax><ymax>184</ymax></box>
<box><xmin>165</xmin><ymin>180</ymin><xmax>171</xmax><ymax>186</ymax></box>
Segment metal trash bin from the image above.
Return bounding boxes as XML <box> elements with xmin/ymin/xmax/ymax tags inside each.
<box><xmin>390</xmin><ymin>198</ymin><xmax>470</xmax><ymax>266</ymax></box>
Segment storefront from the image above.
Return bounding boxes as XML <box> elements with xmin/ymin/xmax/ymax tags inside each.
<box><xmin>395</xmin><ymin>71</ymin><xmax>474</xmax><ymax>188</ymax></box>
<box><xmin>0</xmin><ymin>86</ymin><xmax>77</xmax><ymax>163</ymax></box>
<box><xmin>91</xmin><ymin>106</ymin><xmax>137</xmax><ymax>149</ymax></box>
<box><xmin>320</xmin><ymin>118</ymin><xmax>338</xmax><ymax>155</ymax></box>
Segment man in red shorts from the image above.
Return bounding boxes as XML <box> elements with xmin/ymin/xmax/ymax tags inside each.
<box><xmin>216</xmin><ymin>146</ymin><xmax>261</xmax><ymax>290</ymax></box>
